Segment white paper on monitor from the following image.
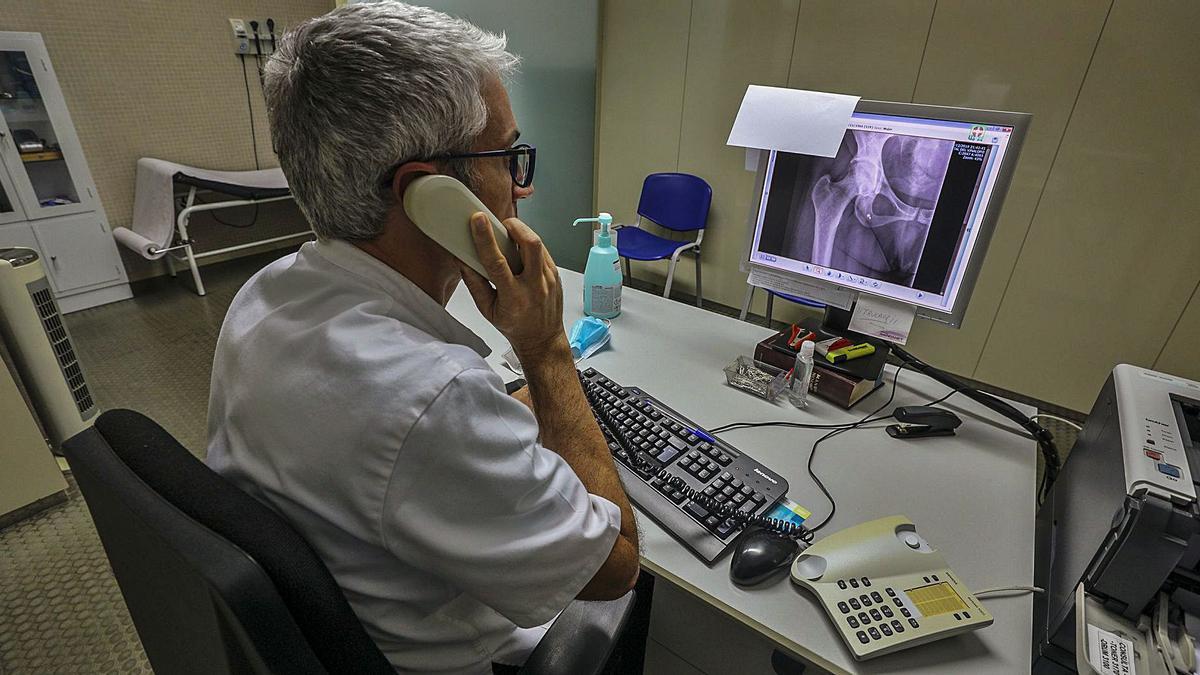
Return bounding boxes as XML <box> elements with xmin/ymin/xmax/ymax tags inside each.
<box><xmin>727</xmin><ymin>86</ymin><xmax>860</xmax><ymax>157</ymax></box>
<box><xmin>848</xmin><ymin>294</ymin><xmax>917</xmax><ymax>345</ymax></box>
<box><xmin>747</xmin><ymin>268</ymin><xmax>854</xmax><ymax>311</ymax></box>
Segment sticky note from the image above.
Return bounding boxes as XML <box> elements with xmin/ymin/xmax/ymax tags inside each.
<box><xmin>727</xmin><ymin>85</ymin><xmax>860</xmax><ymax>158</ymax></box>
<box><xmin>848</xmin><ymin>294</ymin><xmax>917</xmax><ymax>345</ymax></box>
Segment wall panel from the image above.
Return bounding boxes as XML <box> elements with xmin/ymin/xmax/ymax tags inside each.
<box><xmin>595</xmin><ymin>0</ymin><xmax>691</xmax><ymax>234</ymax></box>
<box><xmin>1155</xmin><ymin>285</ymin><xmax>1200</xmax><ymax>382</ymax></box>
<box><xmin>904</xmin><ymin>0</ymin><xmax>1110</xmax><ymax>377</ymax></box>
<box><xmin>975</xmin><ymin>0</ymin><xmax>1200</xmax><ymax>410</ymax></box>
<box><xmin>631</xmin><ymin>1</ymin><xmax>800</xmax><ymax>305</ymax></box>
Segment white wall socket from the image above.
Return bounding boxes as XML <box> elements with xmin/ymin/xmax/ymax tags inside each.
<box><xmin>229</xmin><ymin>18</ymin><xmax>248</xmax><ymax>38</ymax></box>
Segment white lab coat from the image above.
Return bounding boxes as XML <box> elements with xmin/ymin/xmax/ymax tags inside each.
<box><xmin>206</xmin><ymin>239</ymin><xmax>620</xmax><ymax>674</ymax></box>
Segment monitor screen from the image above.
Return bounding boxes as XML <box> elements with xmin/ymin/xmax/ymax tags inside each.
<box><xmin>745</xmin><ymin>104</ymin><xmax>1026</xmax><ymax>326</ymax></box>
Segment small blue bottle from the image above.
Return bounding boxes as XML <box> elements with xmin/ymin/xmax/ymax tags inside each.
<box><xmin>572</xmin><ymin>212</ymin><xmax>622</xmax><ymax>319</ymax></box>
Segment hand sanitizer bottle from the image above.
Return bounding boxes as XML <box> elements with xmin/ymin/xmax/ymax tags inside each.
<box><xmin>571</xmin><ymin>212</ymin><xmax>622</xmax><ymax>318</ymax></box>
<box><xmin>788</xmin><ymin>340</ymin><xmax>815</xmax><ymax>409</ymax></box>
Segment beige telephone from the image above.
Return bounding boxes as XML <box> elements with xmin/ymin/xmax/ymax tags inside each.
<box><xmin>403</xmin><ymin>174</ymin><xmax>523</xmax><ymax>281</ymax></box>
<box><xmin>790</xmin><ymin>515</ymin><xmax>993</xmax><ymax>661</ymax></box>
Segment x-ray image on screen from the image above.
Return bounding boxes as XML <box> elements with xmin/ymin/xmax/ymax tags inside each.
<box><xmin>779</xmin><ymin>131</ymin><xmax>953</xmax><ymax>286</ymax></box>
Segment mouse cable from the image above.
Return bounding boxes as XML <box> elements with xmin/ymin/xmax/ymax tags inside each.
<box><xmin>802</xmin><ymin>364</ymin><xmax>908</xmax><ymax>535</ymax></box>
<box><xmin>707</xmin><ymin>385</ymin><xmax>959</xmax><ymax>436</ymax></box>
<box><xmin>888</xmin><ymin>344</ymin><xmax>1060</xmax><ymax>505</ymax></box>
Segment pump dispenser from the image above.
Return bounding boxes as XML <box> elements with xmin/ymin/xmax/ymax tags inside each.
<box><xmin>572</xmin><ymin>212</ymin><xmax>622</xmax><ymax>318</ymax></box>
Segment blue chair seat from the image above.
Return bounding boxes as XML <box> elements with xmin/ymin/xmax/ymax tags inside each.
<box><xmin>616</xmin><ymin>227</ymin><xmax>691</xmax><ymax>261</ymax></box>
<box><xmin>766</xmin><ymin>290</ymin><xmax>826</xmax><ymax>309</ymax></box>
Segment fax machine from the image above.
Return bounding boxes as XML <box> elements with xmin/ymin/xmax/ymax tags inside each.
<box><xmin>1035</xmin><ymin>365</ymin><xmax>1200</xmax><ymax>674</ymax></box>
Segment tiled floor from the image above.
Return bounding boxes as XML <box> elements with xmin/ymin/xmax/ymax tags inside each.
<box><xmin>0</xmin><ymin>250</ymin><xmax>1081</xmax><ymax>673</ymax></box>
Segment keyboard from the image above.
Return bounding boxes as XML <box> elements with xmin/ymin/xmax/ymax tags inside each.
<box><xmin>579</xmin><ymin>367</ymin><xmax>790</xmax><ymax>564</ymax></box>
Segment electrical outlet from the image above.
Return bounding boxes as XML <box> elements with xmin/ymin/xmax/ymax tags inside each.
<box><xmin>229</xmin><ymin>18</ymin><xmax>247</xmax><ymax>38</ymax></box>
<box><xmin>230</xmin><ymin>18</ymin><xmax>250</xmax><ymax>54</ymax></box>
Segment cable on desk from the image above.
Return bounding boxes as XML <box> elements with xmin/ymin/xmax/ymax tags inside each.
<box><xmin>1033</xmin><ymin>413</ymin><xmax>1082</xmax><ymax>432</ymax></box>
<box><xmin>803</xmin><ymin>364</ymin><xmax>907</xmax><ymax>534</ymax></box>
<box><xmin>973</xmin><ymin>585</ymin><xmax>1044</xmax><ymax>599</ymax></box>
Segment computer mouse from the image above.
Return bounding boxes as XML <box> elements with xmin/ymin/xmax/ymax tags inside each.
<box><xmin>729</xmin><ymin>527</ymin><xmax>801</xmax><ymax>587</ymax></box>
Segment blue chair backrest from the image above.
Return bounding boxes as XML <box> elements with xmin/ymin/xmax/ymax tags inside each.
<box><xmin>636</xmin><ymin>173</ymin><xmax>712</xmax><ymax>232</ymax></box>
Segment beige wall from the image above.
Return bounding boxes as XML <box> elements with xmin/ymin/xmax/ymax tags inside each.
<box><xmin>597</xmin><ymin>0</ymin><xmax>1200</xmax><ymax>411</ymax></box>
<box><xmin>1</xmin><ymin>1</ymin><xmax>333</xmax><ymax>281</ymax></box>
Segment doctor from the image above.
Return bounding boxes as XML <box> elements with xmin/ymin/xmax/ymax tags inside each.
<box><xmin>204</xmin><ymin>2</ymin><xmax>640</xmax><ymax>673</ymax></box>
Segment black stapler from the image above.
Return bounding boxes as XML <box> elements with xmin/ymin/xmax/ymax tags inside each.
<box><xmin>886</xmin><ymin>406</ymin><xmax>962</xmax><ymax>439</ymax></box>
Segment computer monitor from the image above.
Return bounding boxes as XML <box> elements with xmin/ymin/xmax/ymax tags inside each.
<box><xmin>743</xmin><ymin>100</ymin><xmax>1030</xmax><ymax>330</ymax></box>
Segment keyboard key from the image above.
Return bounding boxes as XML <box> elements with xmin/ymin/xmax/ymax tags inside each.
<box><xmin>886</xmin><ymin>587</ymin><xmax>896</xmax><ymax>597</ymax></box>
<box><xmin>893</xmin><ymin>598</ymin><xmax>903</xmax><ymax>608</ymax></box>
<box><xmin>847</xmin><ymin>616</ymin><xmax>859</xmax><ymax>628</ymax></box>
<box><xmin>868</xmin><ymin>627</ymin><xmax>881</xmax><ymax>640</ymax></box>
<box><xmin>869</xmin><ymin>609</ymin><xmax>881</xmax><ymax>621</ymax></box>
<box><xmin>858</xmin><ymin>612</ymin><xmax>870</xmax><ymax>625</ymax></box>
<box><xmin>856</xmin><ymin>631</ymin><xmax>869</xmax><ymax>645</ymax></box>
<box><xmin>963</xmin><ymin>612</ymin><xmax>971</xmax><ymax>619</ymax></box>
<box><xmin>837</xmin><ymin>580</ymin><xmax>847</xmax><ymax>590</ymax></box>
<box><xmin>849</xmin><ymin>598</ymin><xmax>861</xmax><ymax>610</ymax></box>
<box><xmin>704</xmin><ymin>516</ymin><xmax>720</xmax><ymax>528</ymax></box>
<box><xmin>837</xmin><ymin>601</ymin><xmax>850</xmax><ymax>614</ymax></box>
<box><xmin>714</xmin><ymin>520</ymin><xmax>736</xmax><ymax>538</ymax></box>
<box><xmin>732</xmin><ymin>492</ymin><xmax>747</xmax><ymax>505</ymax></box>
<box><xmin>657</xmin><ymin>448</ymin><xmax>680</xmax><ymax>464</ymax></box>
<box><xmin>909</xmin><ymin>618</ymin><xmax>920</xmax><ymax>629</ymax></box>
<box><xmin>871</xmin><ymin>592</ymin><xmax>883</xmax><ymax>603</ymax></box>
<box><xmin>862</xmin><ymin>577</ymin><xmax>871</xmax><ymax>587</ymax></box>
<box><xmin>687</xmin><ymin>434</ymin><xmax>700</xmax><ymax>444</ymax></box>
<box><xmin>953</xmin><ymin>613</ymin><xmax>961</xmax><ymax>621</ymax></box>
<box><xmin>740</xmin><ymin>486</ymin><xmax>754</xmax><ymax>496</ymax></box>
<box><xmin>668</xmin><ymin>435</ymin><xmax>687</xmax><ymax>450</ymax></box>
<box><xmin>901</xmin><ymin>608</ymin><xmax>911</xmax><ymax>618</ymax></box>
<box><xmin>892</xmin><ymin>619</ymin><xmax>904</xmax><ymax>633</ymax></box>
<box><xmin>697</xmin><ymin>470</ymin><xmax>711</xmax><ymax>481</ymax></box>
<box><xmin>880</xmin><ymin>623</ymin><xmax>893</xmax><ymax>637</ymax></box>
<box><xmin>860</xmin><ymin>594</ymin><xmax>872</xmax><ymax>607</ymax></box>
<box><xmin>849</xmin><ymin>578</ymin><xmax>860</xmax><ymax>589</ymax></box>
<box><xmin>715</xmin><ymin>453</ymin><xmax>731</xmax><ymax>465</ymax></box>
<box><xmin>684</xmin><ymin>502</ymin><xmax>709</xmax><ymax>521</ymax></box>
<box><xmin>882</xmin><ymin>606</ymin><xmax>893</xmax><ymax>618</ymax></box>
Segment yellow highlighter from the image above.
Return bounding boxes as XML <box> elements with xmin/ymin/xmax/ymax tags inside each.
<box><xmin>825</xmin><ymin>343</ymin><xmax>875</xmax><ymax>364</ymax></box>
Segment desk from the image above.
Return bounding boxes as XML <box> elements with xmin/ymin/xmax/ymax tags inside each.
<box><xmin>447</xmin><ymin>270</ymin><xmax>1037</xmax><ymax>674</ymax></box>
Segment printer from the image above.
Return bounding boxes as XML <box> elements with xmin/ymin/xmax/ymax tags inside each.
<box><xmin>1035</xmin><ymin>364</ymin><xmax>1200</xmax><ymax>674</ymax></box>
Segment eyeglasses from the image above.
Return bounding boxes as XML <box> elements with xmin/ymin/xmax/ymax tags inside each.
<box><xmin>436</xmin><ymin>143</ymin><xmax>536</xmax><ymax>189</ymax></box>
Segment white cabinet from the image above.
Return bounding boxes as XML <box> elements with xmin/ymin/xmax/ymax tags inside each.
<box><xmin>0</xmin><ymin>32</ymin><xmax>129</xmax><ymax>311</ymax></box>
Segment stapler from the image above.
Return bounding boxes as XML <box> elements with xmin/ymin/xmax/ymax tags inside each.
<box><xmin>885</xmin><ymin>406</ymin><xmax>962</xmax><ymax>438</ymax></box>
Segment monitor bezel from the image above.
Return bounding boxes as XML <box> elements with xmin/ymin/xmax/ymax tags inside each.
<box><xmin>740</xmin><ymin>99</ymin><xmax>1032</xmax><ymax>329</ymax></box>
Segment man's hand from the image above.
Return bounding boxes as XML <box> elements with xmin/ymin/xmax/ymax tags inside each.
<box><xmin>460</xmin><ymin>213</ymin><xmax>567</xmax><ymax>363</ymax></box>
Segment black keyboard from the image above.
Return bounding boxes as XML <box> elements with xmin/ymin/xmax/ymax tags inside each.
<box><xmin>580</xmin><ymin>367</ymin><xmax>791</xmax><ymax>564</ymax></box>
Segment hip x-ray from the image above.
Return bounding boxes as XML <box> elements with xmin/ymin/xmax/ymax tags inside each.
<box><xmin>779</xmin><ymin>130</ymin><xmax>954</xmax><ymax>286</ymax></box>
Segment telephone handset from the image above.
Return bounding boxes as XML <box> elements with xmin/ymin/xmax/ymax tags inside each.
<box><xmin>403</xmin><ymin>174</ymin><xmax>523</xmax><ymax>280</ymax></box>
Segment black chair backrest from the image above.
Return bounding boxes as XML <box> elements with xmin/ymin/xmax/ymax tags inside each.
<box><xmin>63</xmin><ymin>409</ymin><xmax>394</xmax><ymax>675</ymax></box>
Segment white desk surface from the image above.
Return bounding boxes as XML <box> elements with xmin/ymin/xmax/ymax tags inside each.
<box><xmin>446</xmin><ymin>270</ymin><xmax>1036</xmax><ymax>675</ymax></box>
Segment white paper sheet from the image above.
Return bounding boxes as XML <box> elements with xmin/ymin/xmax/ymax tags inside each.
<box><xmin>848</xmin><ymin>294</ymin><xmax>916</xmax><ymax>344</ymax></box>
<box><xmin>747</xmin><ymin>268</ymin><xmax>854</xmax><ymax>311</ymax></box>
<box><xmin>727</xmin><ymin>86</ymin><xmax>860</xmax><ymax>158</ymax></box>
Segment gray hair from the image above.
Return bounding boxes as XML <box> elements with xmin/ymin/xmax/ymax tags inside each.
<box><xmin>263</xmin><ymin>1</ymin><xmax>519</xmax><ymax>240</ymax></box>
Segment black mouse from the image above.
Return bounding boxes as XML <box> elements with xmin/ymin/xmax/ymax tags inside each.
<box><xmin>729</xmin><ymin>527</ymin><xmax>801</xmax><ymax>586</ymax></box>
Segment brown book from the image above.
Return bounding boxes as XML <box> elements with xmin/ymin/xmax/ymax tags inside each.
<box><xmin>754</xmin><ymin>332</ymin><xmax>884</xmax><ymax>409</ymax></box>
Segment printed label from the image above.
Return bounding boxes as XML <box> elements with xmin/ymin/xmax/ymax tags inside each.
<box><xmin>590</xmin><ymin>285</ymin><xmax>621</xmax><ymax>314</ymax></box>
<box><xmin>613</xmin><ymin>258</ymin><xmax>622</xmax><ymax>273</ymax></box>
<box><xmin>1087</xmin><ymin>625</ymin><xmax>1135</xmax><ymax>675</ymax></box>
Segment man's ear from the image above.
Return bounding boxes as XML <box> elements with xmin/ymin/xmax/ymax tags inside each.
<box><xmin>389</xmin><ymin>160</ymin><xmax>440</xmax><ymax>205</ymax></box>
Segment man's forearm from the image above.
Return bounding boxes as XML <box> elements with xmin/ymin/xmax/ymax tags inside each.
<box><xmin>520</xmin><ymin>339</ymin><xmax>638</xmax><ymax>543</ymax></box>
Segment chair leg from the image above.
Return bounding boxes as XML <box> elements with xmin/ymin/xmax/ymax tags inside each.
<box><xmin>663</xmin><ymin>256</ymin><xmax>679</xmax><ymax>300</ymax></box>
<box><xmin>694</xmin><ymin>251</ymin><xmax>702</xmax><ymax>307</ymax></box>
<box><xmin>739</xmin><ymin>285</ymin><xmax>755</xmax><ymax>321</ymax></box>
<box><xmin>623</xmin><ymin>256</ymin><xmax>631</xmax><ymax>280</ymax></box>
<box><xmin>765</xmin><ymin>293</ymin><xmax>774</xmax><ymax>325</ymax></box>
<box><xmin>164</xmin><ymin>254</ymin><xmax>176</xmax><ymax>278</ymax></box>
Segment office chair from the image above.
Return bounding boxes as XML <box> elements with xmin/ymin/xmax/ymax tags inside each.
<box><xmin>617</xmin><ymin>173</ymin><xmax>712</xmax><ymax>306</ymax></box>
<box><xmin>63</xmin><ymin>409</ymin><xmax>635</xmax><ymax>675</ymax></box>
<box><xmin>739</xmin><ymin>285</ymin><xmax>826</xmax><ymax>324</ymax></box>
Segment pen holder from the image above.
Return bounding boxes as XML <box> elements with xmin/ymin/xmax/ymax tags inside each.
<box><xmin>723</xmin><ymin>355</ymin><xmax>788</xmax><ymax>402</ymax></box>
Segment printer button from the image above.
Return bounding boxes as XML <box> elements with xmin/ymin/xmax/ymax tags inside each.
<box><xmin>1158</xmin><ymin>463</ymin><xmax>1182</xmax><ymax>479</ymax></box>
<box><xmin>1144</xmin><ymin>448</ymin><xmax>1163</xmax><ymax>461</ymax></box>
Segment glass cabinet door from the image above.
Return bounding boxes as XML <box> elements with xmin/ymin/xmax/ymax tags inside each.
<box><xmin>0</xmin><ymin>47</ymin><xmax>91</xmax><ymax>218</ymax></box>
<box><xmin>0</xmin><ymin>162</ymin><xmax>23</xmax><ymax>224</ymax></box>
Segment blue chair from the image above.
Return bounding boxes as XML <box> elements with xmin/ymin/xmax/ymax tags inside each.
<box><xmin>739</xmin><ymin>285</ymin><xmax>826</xmax><ymax>324</ymax></box>
<box><xmin>617</xmin><ymin>173</ymin><xmax>712</xmax><ymax>306</ymax></box>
